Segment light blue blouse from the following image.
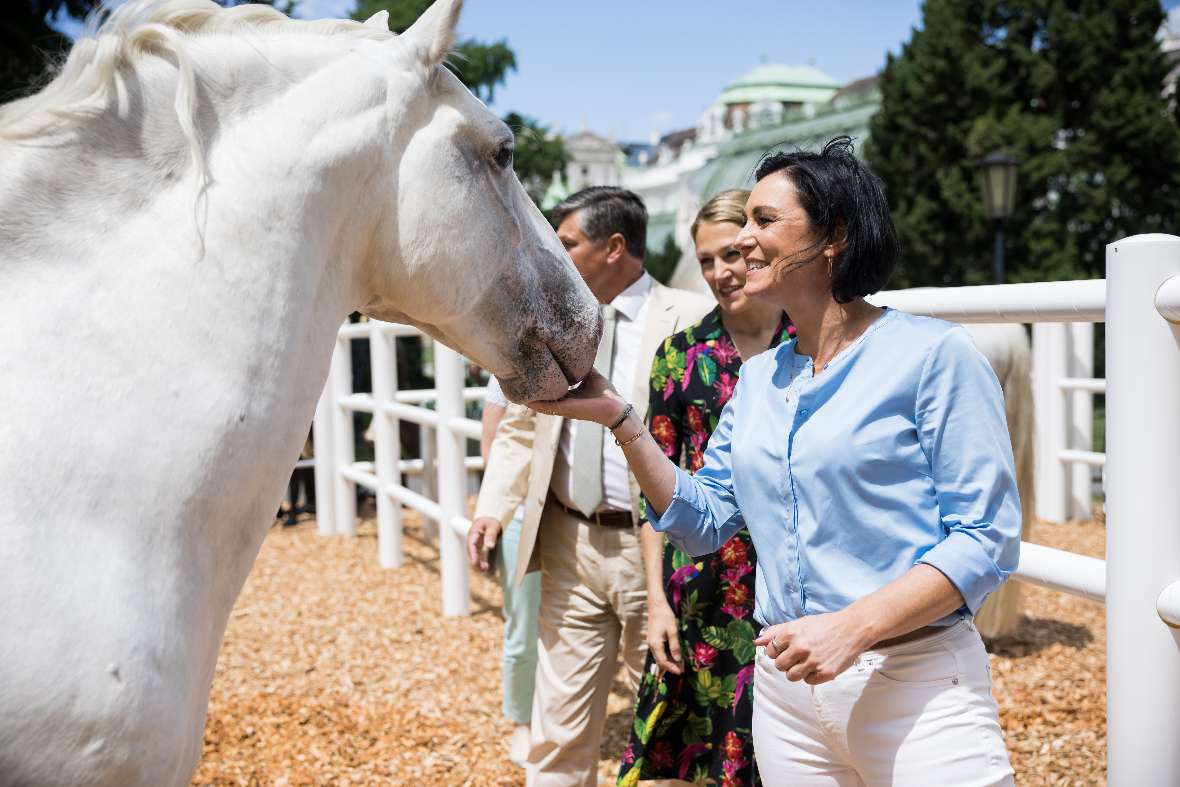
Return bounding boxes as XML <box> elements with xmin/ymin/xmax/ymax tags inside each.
<box><xmin>647</xmin><ymin>308</ymin><xmax>1021</xmax><ymax>628</ymax></box>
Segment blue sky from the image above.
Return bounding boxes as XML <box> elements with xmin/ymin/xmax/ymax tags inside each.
<box><xmin>56</xmin><ymin>1</ymin><xmax>1180</xmax><ymax>142</ymax></box>
<box><xmin>299</xmin><ymin>0</ymin><xmax>926</xmax><ymax>141</ymax></box>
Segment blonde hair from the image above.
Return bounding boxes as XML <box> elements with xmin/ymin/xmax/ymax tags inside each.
<box><xmin>0</xmin><ymin>0</ymin><xmax>396</xmax><ymax>176</ymax></box>
<box><xmin>690</xmin><ymin>188</ymin><xmax>751</xmax><ymax>242</ymax></box>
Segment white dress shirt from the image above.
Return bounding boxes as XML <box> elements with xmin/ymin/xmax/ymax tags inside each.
<box><xmin>550</xmin><ymin>272</ymin><xmax>653</xmax><ymax>513</ymax></box>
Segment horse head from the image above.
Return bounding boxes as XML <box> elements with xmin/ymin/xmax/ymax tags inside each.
<box><xmin>353</xmin><ymin>0</ymin><xmax>601</xmax><ymax>402</ymax></box>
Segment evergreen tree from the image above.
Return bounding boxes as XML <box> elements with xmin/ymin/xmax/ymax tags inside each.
<box><xmin>503</xmin><ymin>111</ymin><xmax>566</xmax><ymax>205</ymax></box>
<box><xmin>867</xmin><ymin>0</ymin><xmax>1180</xmax><ymax>286</ymax></box>
<box><xmin>353</xmin><ymin>0</ymin><xmax>564</xmax><ymax>207</ymax></box>
<box><xmin>644</xmin><ymin>236</ymin><xmax>681</xmax><ymax>285</ymax></box>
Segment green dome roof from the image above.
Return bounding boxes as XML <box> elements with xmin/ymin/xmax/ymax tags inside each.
<box><xmin>719</xmin><ymin>63</ymin><xmax>841</xmax><ymax>105</ymax></box>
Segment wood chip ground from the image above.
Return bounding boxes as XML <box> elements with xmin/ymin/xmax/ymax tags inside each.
<box><xmin>193</xmin><ymin>507</ymin><xmax>1107</xmax><ymax>786</ymax></box>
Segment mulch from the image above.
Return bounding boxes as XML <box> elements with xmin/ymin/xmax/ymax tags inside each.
<box><xmin>192</xmin><ymin>507</ymin><xmax>1107</xmax><ymax>786</ymax></box>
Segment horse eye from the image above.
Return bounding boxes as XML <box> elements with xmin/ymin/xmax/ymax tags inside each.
<box><xmin>494</xmin><ymin>145</ymin><xmax>514</xmax><ymax>170</ymax></box>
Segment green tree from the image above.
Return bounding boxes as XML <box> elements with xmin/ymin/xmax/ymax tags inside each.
<box><xmin>644</xmin><ymin>236</ymin><xmax>682</xmax><ymax>285</ymax></box>
<box><xmin>867</xmin><ymin>0</ymin><xmax>1180</xmax><ymax>287</ymax></box>
<box><xmin>504</xmin><ymin>111</ymin><xmax>566</xmax><ymax>205</ymax></box>
<box><xmin>354</xmin><ymin>1</ymin><xmax>564</xmax><ymax>207</ymax></box>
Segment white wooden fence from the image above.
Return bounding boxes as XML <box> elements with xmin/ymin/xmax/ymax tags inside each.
<box><xmin>311</xmin><ymin>233</ymin><xmax>1180</xmax><ymax>782</ymax></box>
<box><xmin>311</xmin><ymin>321</ymin><xmax>483</xmax><ymax>616</ymax></box>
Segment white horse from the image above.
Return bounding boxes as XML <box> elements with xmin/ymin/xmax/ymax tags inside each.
<box><xmin>964</xmin><ymin>323</ymin><xmax>1036</xmax><ymax>641</ymax></box>
<box><xmin>0</xmin><ymin>2</ymin><xmax>599</xmax><ymax>785</ymax></box>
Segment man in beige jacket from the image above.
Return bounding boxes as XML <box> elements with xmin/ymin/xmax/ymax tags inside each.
<box><xmin>468</xmin><ymin>187</ymin><xmax>713</xmax><ymax>786</ymax></box>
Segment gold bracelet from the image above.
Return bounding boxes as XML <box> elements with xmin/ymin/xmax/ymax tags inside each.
<box><xmin>614</xmin><ymin>426</ymin><xmax>645</xmax><ymax>447</ymax></box>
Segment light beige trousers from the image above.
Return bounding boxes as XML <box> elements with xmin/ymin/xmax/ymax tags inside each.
<box><xmin>526</xmin><ymin>502</ymin><xmax>648</xmax><ymax>787</ymax></box>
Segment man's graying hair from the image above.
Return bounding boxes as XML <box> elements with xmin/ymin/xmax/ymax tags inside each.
<box><xmin>551</xmin><ymin>187</ymin><xmax>648</xmax><ymax>260</ymax></box>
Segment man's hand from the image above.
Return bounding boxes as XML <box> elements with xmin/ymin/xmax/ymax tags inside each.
<box><xmin>466</xmin><ymin>516</ymin><xmax>503</xmax><ymax>572</ymax></box>
<box><xmin>753</xmin><ymin>609</ymin><xmax>873</xmax><ymax>685</ymax></box>
<box><xmin>646</xmin><ymin>598</ymin><xmax>683</xmax><ymax>675</ymax></box>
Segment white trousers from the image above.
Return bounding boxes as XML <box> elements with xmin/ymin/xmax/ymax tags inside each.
<box><xmin>752</xmin><ymin>619</ymin><xmax>1014</xmax><ymax>787</ymax></box>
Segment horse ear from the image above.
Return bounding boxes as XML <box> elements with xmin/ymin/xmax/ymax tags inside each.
<box><xmin>400</xmin><ymin>0</ymin><xmax>463</xmax><ymax>69</ymax></box>
<box><xmin>363</xmin><ymin>10</ymin><xmax>389</xmax><ymax>30</ymax></box>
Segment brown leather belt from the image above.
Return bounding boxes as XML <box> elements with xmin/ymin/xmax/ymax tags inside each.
<box><xmin>550</xmin><ymin>496</ymin><xmax>634</xmax><ymax>528</ymax></box>
<box><xmin>871</xmin><ymin>624</ymin><xmax>944</xmax><ymax>650</ymax></box>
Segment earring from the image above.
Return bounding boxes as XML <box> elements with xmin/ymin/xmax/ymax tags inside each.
<box><xmin>826</xmin><ymin>254</ymin><xmax>834</xmax><ymax>278</ymax></box>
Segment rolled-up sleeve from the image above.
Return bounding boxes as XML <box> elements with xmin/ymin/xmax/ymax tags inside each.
<box><xmin>914</xmin><ymin>327</ymin><xmax>1022</xmax><ymax>614</ymax></box>
<box><xmin>647</xmin><ymin>377</ymin><xmax>746</xmax><ymax>557</ymax></box>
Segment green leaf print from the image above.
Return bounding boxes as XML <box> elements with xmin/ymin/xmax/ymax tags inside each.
<box><xmin>692</xmin><ymin>669</ymin><xmax>735</xmax><ymax>709</ymax></box>
<box><xmin>683</xmin><ymin>712</ymin><xmax>713</xmax><ymax>744</ymax></box>
<box><xmin>650</xmin><ymin>356</ymin><xmax>670</xmax><ymax>394</ymax></box>
<box><xmin>696</xmin><ymin>355</ymin><xmax>717</xmax><ymax>387</ymax></box>
<box><xmin>726</xmin><ymin>619</ymin><xmax>756</xmax><ymax>663</ymax></box>
<box><xmin>655</xmin><ymin>703</ymin><xmax>687</xmax><ymax>738</ymax></box>
<box><xmin>701</xmin><ymin>625</ymin><xmax>733</xmax><ymax>652</ymax></box>
<box><xmin>671</xmin><ymin>547</ymin><xmax>694</xmax><ymax>571</ymax></box>
<box><xmin>717</xmin><ymin>673</ymin><xmax>737</xmax><ymax>709</ymax></box>
<box><xmin>664</xmin><ymin>345</ymin><xmax>686</xmax><ymax>383</ymax></box>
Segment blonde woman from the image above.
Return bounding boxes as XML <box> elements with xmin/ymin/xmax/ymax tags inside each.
<box><xmin>618</xmin><ymin>190</ymin><xmax>793</xmax><ymax>787</ymax></box>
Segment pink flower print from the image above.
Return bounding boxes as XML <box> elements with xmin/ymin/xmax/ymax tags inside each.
<box><xmin>681</xmin><ymin>345</ymin><xmax>704</xmax><ymax>389</ymax></box>
<box><xmin>714</xmin><ymin>372</ymin><xmax>737</xmax><ymax>406</ymax></box>
<box><xmin>722</xmin><ymin>565</ymin><xmax>752</xmax><ymax>584</ymax></box>
<box><xmin>621</xmin><ymin>741</ymin><xmax>636</xmax><ymax>765</ymax></box>
<box><xmin>712</xmin><ymin>335</ymin><xmax>740</xmax><ymax>367</ymax></box>
<box><xmin>721</xmin><ymin>583</ymin><xmax>751</xmax><ymax>619</ymax></box>
<box><xmin>650</xmin><ymin>415</ymin><xmax>677</xmax><ymax>458</ymax></box>
<box><xmin>649</xmin><ymin>740</ymin><xmax>675</xmax><ymax>770</ymax></box>
<box><xmin>719</xmin><ymin>537</ymin><xmax>748</xmax><ymax>568</ymax></box>
<box><xmin>666</xmin><ymin>563</ymin><xmax>700</xmax><ymax>608</ymax></box>
<box><xmin>662</xmin><ymin>374</ymin><xmax>677</xmax><ymax>401</ymax></box>
<box><xmin>722</xmin><ymin>758</ymin><xmax>749</xmax><ymax>786</ymax></box>
<box><xmin>692</xmin><ymin>642</ymin><xmax>719</xmax><ymax>670</ymax></box>
<box><xmin>677</xmin><ymin>743</ymin><xmax>710</xmax><ymax>780</ymax></box>
<box><xmin>724</xmin><ymin>731</ymin><xmax>744</xmax><ymax>761</ymax></box>
<box><xmin>733</xmin><ymin>664</ymin><xmax>755</xmax><ymax>709</ymax></box>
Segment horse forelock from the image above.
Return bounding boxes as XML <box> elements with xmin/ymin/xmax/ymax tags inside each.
<box><xmin>0</xmin><ymin>0</ymin><xmax>414</xmax><ymax>182</ymax></box>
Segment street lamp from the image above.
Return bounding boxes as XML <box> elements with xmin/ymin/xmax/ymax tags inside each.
<box><xmin>977</xmin><ymin>151</ymin><xmax>1020</xmax><ymax>284</ymax></box>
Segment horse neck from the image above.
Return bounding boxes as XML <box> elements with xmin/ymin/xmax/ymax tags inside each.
<box><xmin>0</xmin><ymin>37</ymin><xmax>395</xmax><ymax>609</ymax></box>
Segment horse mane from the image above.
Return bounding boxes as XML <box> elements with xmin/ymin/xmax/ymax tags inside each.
<box><xmin>0</xmin><ymin>0</ymin><xmax>397</xmax><ymax>176</ymax></box>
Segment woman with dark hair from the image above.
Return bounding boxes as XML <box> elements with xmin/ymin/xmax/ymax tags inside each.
<box><xmin>617</xmin><ymin>189</ymin><xmax>793</xmax><ymax>787</ymax></box>
<box><xmin>535</xmin><ymin>137</ymin><xmax>1019</xmax><ymax>786</ymax></box>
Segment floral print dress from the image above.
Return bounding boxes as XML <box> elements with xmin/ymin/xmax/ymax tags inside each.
<box><xmin>617</xmin><ymin>307</ymin><xmax>794</xmax><ymax>787</ymax></box>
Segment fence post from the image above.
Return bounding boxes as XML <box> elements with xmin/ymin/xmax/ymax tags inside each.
<box><xmin>1105</xmin><ymin>233</ymin><xmax>1180</xmax><ymax>784</ymax></box>
<box><xmin>330</xmin><ymin>333</ymin><xmax>357</xmax><ymax>537</ymax></box>
<box><xmin>434</xmin><ymin>344</ymin><xmax>471</xmax><ymax>616</ymax></box>
<box><xmin>1066</xmin><ymin>322</ymin><xmax>1094</xmax><ymax>520</ymax></box>
<box><xmin>312</xmin><ymin>377</ymin><xmax>337</xmax><ymax>536</ymax></box>
<box><xmin>421</xmin><ymin>423</ymin><xmax>439</xmax><ymax>544</ymax></box>
<box><xmin>369</xmin><ymin>323</ymin><xmax>403</xmax><ymax>567</ymax></box>
<box><xmin>1032</xmin><ymin>322</ymin><xmax>1069</xmax><ymax>521</ymax></box>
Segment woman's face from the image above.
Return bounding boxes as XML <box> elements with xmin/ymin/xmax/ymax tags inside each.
<box><xmin>694</xmin><ymin>220</ymin><xmax>756</xmax><ymax>315</ymax></box>
<box><xmin>734</xmin><ymin>172</ymin><xmax>826</xmax><ymax>301</ymax></box>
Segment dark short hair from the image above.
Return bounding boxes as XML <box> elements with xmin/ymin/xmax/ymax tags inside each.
<box><xmin>754</xmin><ymin>136</ymin><xmax>898</xmax><ymax>303</ymax></box>
<box><xmin>551</xmin><ymin>187</ymin><xmax>648</xmax><ymax>260</ymax></box>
